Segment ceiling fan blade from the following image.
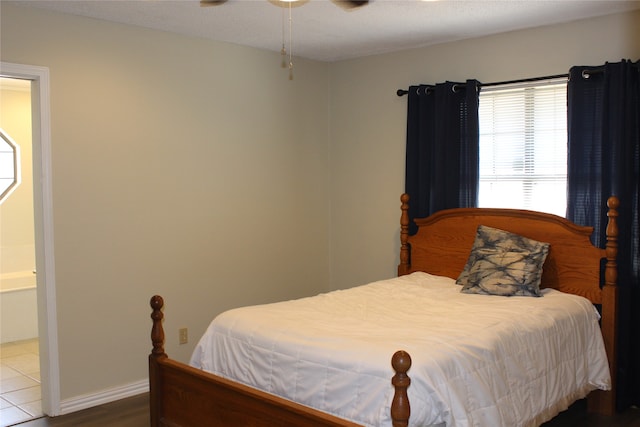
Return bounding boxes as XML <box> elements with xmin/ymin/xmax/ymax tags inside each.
<box><xmin>332</xmin><ymin>0</ymin><xmax>369</xmax><ymax>10</ymax></box>
<box><xmin>200</xmin><ymin>0</ymin><xmax>228</xmax><ymax>6</ymax></box>
<box><xmin>200</xmin><ymin>0</ymin><xmax>368</xmax><ymax>9</ymax></box>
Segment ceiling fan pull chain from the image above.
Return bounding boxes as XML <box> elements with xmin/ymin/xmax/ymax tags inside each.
<box><xmin>288</xmin><ymin>0</ymin><xmax>294</xmax><ymax>80</ymax></box>
<box><xmin>281</xmin><ymin>4</ymin><xmax>287</xmax><ymax>68</ymax></box>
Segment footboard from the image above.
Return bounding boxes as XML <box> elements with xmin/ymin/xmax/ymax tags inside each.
<box><xmin>149</xmin><ymin>295</ymin><xmax>413</xmax><ymax>427</ymax></box>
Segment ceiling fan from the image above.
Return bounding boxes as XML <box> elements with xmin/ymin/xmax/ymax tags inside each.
<box><xmin>199</xmin><ymin>0</ymin><xmax>370</xmax><ymax>80</ymax></box>
<box><xmin>200</xmin><ymin>0</ymin><xmax>370</xmax><ymax>11</ymax></box>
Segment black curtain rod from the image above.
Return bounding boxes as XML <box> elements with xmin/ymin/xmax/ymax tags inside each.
<box><xmin>397</xmin><ymin>62</ymin><xmax>639</xmax><ymax>96</ymax></box>
<box><xmin>580</xmin><ymin>67</ymin><xmax>605</xmax><ymax>79</ymax></box>
<box><xmin>396</xmin><ymin>73</ymin><xmax>572</xmax><ymax>97</ymax></box>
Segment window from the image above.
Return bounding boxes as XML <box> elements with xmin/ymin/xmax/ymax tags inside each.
<box><xmin>0</xmin><ymin>129</ymin><xmax>21</xmax><ymax>204</ymax></box>
<box><xmin>477</xmin><ymin>78</ymin><xmax>567</xmax><ymax>217</ymax></box>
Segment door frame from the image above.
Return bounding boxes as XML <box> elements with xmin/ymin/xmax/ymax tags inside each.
<box><xmin>1</xmin><ymin>61</ymin><xmax>60</xmax><ymax>416</ymax></box>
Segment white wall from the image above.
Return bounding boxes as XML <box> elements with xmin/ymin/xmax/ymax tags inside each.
<box><xmin>1</xmin><ymin>3</ymin><xmax>331</xmax><ymax>402</ymax></box>
<box><xmin>328</xmin><ymin>10</ymin><xmax>640</xmax><ymax>290</ymax></box>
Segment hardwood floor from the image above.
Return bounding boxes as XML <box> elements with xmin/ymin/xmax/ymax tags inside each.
<box><xmin>542</xmin><ymin>399</ymin><xmax>640</xmax><ymax>427</ymax></box>
<box><xmin>9</xmin><ymin>393</ymin><xmax>640</xmax><ymax>426</ymax></box>
<box><xmin>10</xmin><ymin>394</ymin><xmax>149</xmax><ymax>427</ymax></box>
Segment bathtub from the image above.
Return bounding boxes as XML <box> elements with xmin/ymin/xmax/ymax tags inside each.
<box><xmin>0</xmin><ymin>270</ymin><xmax>38</xmax><ymax>344</ymax></box>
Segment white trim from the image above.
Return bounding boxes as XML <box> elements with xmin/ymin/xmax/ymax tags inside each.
<box><xmin>59</xmin><ymin>380</ymin><xmax>149</xmax><ymax>415</ymax></box>
<box><xmin>0</xmin><ymin>61</ymin><xmax>60</xmax><ymax>416</ymax></box>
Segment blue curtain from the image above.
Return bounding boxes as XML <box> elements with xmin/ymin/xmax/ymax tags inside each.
<box><xmin>404</xmin><ymin>80</ymin><xmax>481</xmax><ymax>234</ymax></box>
<box><xmin>567</xmin><ymin>59</ymin><xmax>640</xmax><ymax>410</ymax></box>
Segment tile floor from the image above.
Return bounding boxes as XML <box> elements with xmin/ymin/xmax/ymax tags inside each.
<box><xmin>0</xmin><ymin>339</ymin><xmax>42</xmax><ymax>426</ymax></box>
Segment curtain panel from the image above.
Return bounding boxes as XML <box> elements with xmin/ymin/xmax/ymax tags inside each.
<box><xmin>567</xmin><ymin>59</ymin><xmax>640</xmax><ymax>409</ymax></box>
<box><xmin>404</xmin><ymin>80</ymin><xmax>481</xmax><ymax>234</ymax></box>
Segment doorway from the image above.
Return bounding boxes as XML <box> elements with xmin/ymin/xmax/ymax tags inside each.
<box><xmin>0</xmin><ymin>62</ymin><xmax>59</xmax><ymax>421</ymax></box>
<box><xmin>0</xmin><ymin>76</ymin><xmax>41</xmax><ymax>425</ymax></box>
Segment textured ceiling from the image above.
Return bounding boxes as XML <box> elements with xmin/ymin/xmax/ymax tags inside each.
<box><xmin>7</xmin><ymin>0</ymin><xmax>640</xmax><ymax>62</ymax></box>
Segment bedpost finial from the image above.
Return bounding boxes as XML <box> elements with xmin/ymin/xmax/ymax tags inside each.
<box><xmin>150</xmin><ymin>295</ymin><xmax>166</xmax><ymax>357</ymax></box>
<box><xmin>401</xmin><ymin>193</ymin><xmax>409</xmax><ymax>204</ymax></box>
<box><xmin>392</xmin><ymin>350</ymin><xmax>411</xmax><ymax>374</ymax></box>
<box><xmin>607</xmin><ymin>195</ymin><xmax>620</xmax><ymax>210</ymax></box>
<box><xmin>391</xmin><ymin>350</ymin><xmax>411</xmax><ymax>427</ymax></box>
<box><xmin>151</xmin><ymin>295</ymin><xmax>164</xmax><ymax>310</ymax></box>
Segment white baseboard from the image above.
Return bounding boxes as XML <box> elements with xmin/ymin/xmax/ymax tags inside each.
<box><xmin>59</xmin><ymin>379</ymin><xmax>149</xmax><ymax>415</ymax></box>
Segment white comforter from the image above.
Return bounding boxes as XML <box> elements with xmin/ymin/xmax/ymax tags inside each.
<box><xmin>190</xmin><ymin>272</ymin><xmax>610</xmax><ymax>427</ymax></box>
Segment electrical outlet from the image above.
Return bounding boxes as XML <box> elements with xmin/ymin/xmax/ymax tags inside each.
<box><xmin>179</xmin><ymin>327</ymin><xmax>188</xmax><ymax>345</ymax></box>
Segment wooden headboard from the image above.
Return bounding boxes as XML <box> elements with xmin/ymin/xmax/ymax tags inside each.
<box><xmin>397</xmin><ymin>193</ymin><xmax>619</xmax><ymax>415</ymax></box>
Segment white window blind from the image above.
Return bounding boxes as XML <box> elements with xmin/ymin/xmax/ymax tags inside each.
<box><xmin>478</xmin><ymin>78</ymin><xmax>568</xmax><ymax>217</ymax></box>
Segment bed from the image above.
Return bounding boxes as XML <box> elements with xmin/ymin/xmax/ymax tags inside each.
<box><xmin>149</xmin><ymin>193</ymin><xmax>619</xmax><ymax>426</ymax></box>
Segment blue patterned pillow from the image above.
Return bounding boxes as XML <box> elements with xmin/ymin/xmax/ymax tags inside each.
<box><xmin>457</xmin><ymin>225</ymin><xmax>550</xmax><ymax>297</ymax></box>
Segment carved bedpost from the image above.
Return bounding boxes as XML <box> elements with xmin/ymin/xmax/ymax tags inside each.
<box><xmin>602</xmin><ymin>196</ymin><xmax>619</xmax><ymax>415</ymax></box>
<box><xmin>150</xmin><ymin>295</ymin><xmax>166</xmax><ymax>358</ymax></box>
<box><xmin>605</xmin><ymin>196</ymin><xmax>619</xmax><ymax>293</ymax></box>
<box><xmin>588</xmin><ymin>196</ymin><xmax>619</xmax><ymax>415</ymax></box>
<box><xmin>391</xmin><ymin>350</ymin><xmax>411</xmax><ymax>427</ymax></box>
<box><xmin>149</xmin><ymin>295</ymin><xmax>167</xmax><ymax>427</ymax></box>
<box><xmin>398</xmin><ymin>194</ymin><xmax>411</xmax><ymax>276</ymax></box>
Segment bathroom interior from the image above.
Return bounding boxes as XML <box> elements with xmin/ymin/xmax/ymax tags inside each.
<box><xmin>0</xmin><ymin>76</ymin><xmax>42</xmax><ymax>426</ymax></box>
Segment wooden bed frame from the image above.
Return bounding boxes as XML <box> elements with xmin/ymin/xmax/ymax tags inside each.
<box><xmin>149</xmin><ymin>193</ymin><xmax>619</xmax><ymax>426</ymax></box>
